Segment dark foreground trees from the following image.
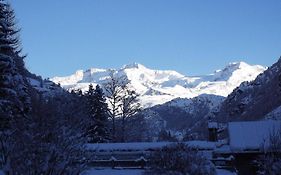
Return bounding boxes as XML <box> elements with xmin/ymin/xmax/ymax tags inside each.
<box><xmin>15</xmin><ymin>92</ymin><xmax>88</xmax><ymax>174</ymax></box>
<box><xmin>0</xmin><ymin>1</ymin><xmax>32</xmax><ymax>173</ymax></box>
<box><xmin>103</xmin><ymin>70</ymin><xmax>125</xmax><ymax>141</ymax></box>
<box><xmin>103</xmin><ymin>70</ymin><xmax>141</xmax><ymax>142</ymax></box>
<box><xmin>86</xmin><ymin>84</ymin><xmax>110</xmax><ymax>143</ymax></box>
<box><xmin>0</xmin><ymin>1</ymin><xmax>88</xmax><ymax>174</ymax></box>
<box><xmin>120</xmin><ymin>88</ymin><xmax>141</xmax><ymax>142</ymax></box>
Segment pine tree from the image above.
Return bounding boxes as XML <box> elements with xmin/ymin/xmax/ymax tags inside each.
<box><xmin>86</xmin><ymin>84</ymin><xmax>110</xmax><ymax>143</ymax></box>
<box><xmin>0</xmin><ymin>1</ymin><xmax>19</xmax><ymax>130</ymax></box>
<box><xmin>0</xmin><ymin>1</ymin><xmax>30</xmax><ymax>126</ymax></box>
<box><xmin>0</xmin><ymin>1</ymin><xmax>31</xmax><ymax>173</ymax></box>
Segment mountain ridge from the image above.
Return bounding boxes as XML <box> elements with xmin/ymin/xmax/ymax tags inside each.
<box><xmin>214</xmin><ymin>57</ymin><xmax>281</xmax><ymax>122</ymax></box>
<box><xmin>51</xmin><ymin>62</ymin><xmax>265</xmax><ymax>108</ymax></box>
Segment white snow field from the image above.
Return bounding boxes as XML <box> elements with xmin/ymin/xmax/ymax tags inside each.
<box><xmin>51</xmin><ymin>62</ymin><xmax>265</xmax><ymax>108</ymax></box>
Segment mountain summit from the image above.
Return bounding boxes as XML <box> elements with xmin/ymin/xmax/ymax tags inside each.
<box><xmin>51</xmin><ymin>62</ymin><xmax>265</xmax><ymax>107</ymax></box>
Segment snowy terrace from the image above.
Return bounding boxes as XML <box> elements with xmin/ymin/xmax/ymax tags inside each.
<box><xmin>85</xmin><ymin>141</ymin><xmax>220</xmax><ymax>168</ymax></box>
<box><xmin>83</xmin><ymin>141</ymin><xmax>238</xmax><ymax>174</ymax></box>
<box><xmin>86</xmin><ymin>141</ymin><xmax>218</xmax><ymax>152</ymax></box>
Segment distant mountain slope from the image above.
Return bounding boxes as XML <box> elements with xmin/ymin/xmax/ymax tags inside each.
<box><xmin>23</xmin><ymin>71</ymin><xmax>64</xmax><ymax>97</ymax></box>
<box><xmin>143</xmin><ymin>94</ymin><xmax>225</xmax><ymax>131</ymax></box>
<box><xmin>214</xmin><ymin>57</ymin><xmax>281</xmax><ymax>122</ymax></box>
<box><xmin>51</xmin><ymin>62</ymin><xmax>265</xmax><ymax>108</ymax></box>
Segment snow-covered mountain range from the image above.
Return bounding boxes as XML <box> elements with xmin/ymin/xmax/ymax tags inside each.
<box><xmin>51</xmin><ymin>62</ymin><xmax>265</xmax><ymax>108</ymax></box>
<box><xmin>215</xmin><ymin>58</ymin><xmax>281</xmax><ymax>122</ymax></box>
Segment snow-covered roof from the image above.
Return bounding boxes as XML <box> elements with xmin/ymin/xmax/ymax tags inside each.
<box><xmin>228</xmin><ymin>120</ymin><xmax>281</xmax><ymax>152</ymax></box>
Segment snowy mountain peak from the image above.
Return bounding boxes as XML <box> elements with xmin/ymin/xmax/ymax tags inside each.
<box><xmin>226</xmin><ymin>61</ymin><xmax>264</xmax><ymax>70</ymax></box>
<box><xmin>51</xmin><ymin>62</ymin><xmax>266</xmax><ymax>108</ymax></box>
<box><xmin>220</xmin><ymin>62</ymin><xmax>252</xmax><ymax>73</ymax></box>
<box><xmin>211</xmin><ymin>62</ymin><xmax>265</xmax><ymax>83</ymax></box>
<box><xmin>75</xmin><ymin>70</ymin><xmax>84</xmax><ymax>76</ymax></box>
<box><xmin>122</xmin><ymin>63</ymin><xmax>146</xmax><ymax>70</ymax></box>
<box><xmin>228</xmin><ymin>61</ymin><xmax>247</xmax><ymax>67</ymax></box>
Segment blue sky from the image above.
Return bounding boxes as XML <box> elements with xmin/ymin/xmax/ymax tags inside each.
<box><xmin>11</xmin><ymin>0</ymin><xmax>281</xmax><ymax>78</ymax></box>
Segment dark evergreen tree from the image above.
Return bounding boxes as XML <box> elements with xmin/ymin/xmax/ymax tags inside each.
<box><xmin>0</xmin><ymin>1</ymin><xmax>31</xmax><ymax>173</ymax></box>
<box><xmin>0</xmin><ymin>1</ymin><xmax>20</xmax><ymax>130</ymax></box>
<box><xmin>86</xmin><ymin>84</ymin><xmax>110</xmax><ymax>143</ymax></box>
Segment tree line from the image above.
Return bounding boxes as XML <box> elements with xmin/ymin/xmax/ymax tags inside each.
<box><xmin>79</xmin><ymin>70</ymin><xmax>141</xmax><ymax>143</ymax></box>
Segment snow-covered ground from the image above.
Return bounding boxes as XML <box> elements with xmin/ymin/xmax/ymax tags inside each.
<box><xmin>81</xmin><ymin>168</ymin><xmax>237</xmax><ymax>175</ymax></box>
<box><xmin>81</xmin><ymin>168</ymin><xmax>143</xmax><ymax>175</ymax></box>
<box><xmin>216</xmin><ymin>169</ymin><xmax>237</xmax><ymax>175</ymax></box>
<box><xmin>0</xmin><ymin>168</ymin><xmax>237</xmax><ymax>175</ymax></box>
